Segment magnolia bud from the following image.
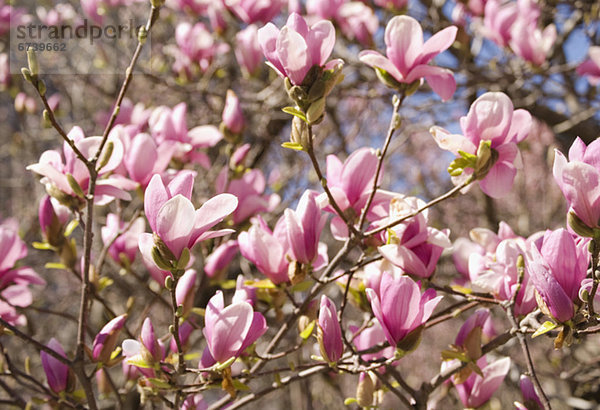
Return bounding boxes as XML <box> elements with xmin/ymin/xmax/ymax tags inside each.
<box><xmin>306</xmin><ymin>97</ymin><xmax>325</xmax><ymax>125</ymax></box>
<box><xmin>27</xmin><ymin>47</ymin><xmax>39</xmax><ymax>77</ymax></box>
<box><xmin>356</xmin><ymin>372</ymin><xmax>375</xmax><ymax>407</ymax></box>
<box><xmin>474</xmin><ymin>140</ymin><xmax>498</xmax><ymax>179</ymax></box>
<box><xmin>568</xmin><ymin>212</ymin><xmax>596</xmax><ymax>238</ymax></box>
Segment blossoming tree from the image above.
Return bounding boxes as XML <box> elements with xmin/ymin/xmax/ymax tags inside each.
<box><xmin>0</xmin><ymin>0</ymin><xmax>599</xmax><ymax>409</ymax></box>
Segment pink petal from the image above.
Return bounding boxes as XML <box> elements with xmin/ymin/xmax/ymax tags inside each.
<box><xmin>156</xmin><ymin>195</ymin><xmax>196</xmax><ymax>259</ymax></box>
<box><xmin>358</xmin><ymin>50</ymin><xmax>404</xmax><ymax>82</ymax></box>
<box><xmin>277</xmin><ymin>26</ymin><xmax>310</xmax><ymax>85</ymax></box>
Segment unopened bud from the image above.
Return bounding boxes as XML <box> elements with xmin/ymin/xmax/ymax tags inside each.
<box><xmin>568</xmin><ymin>212</ymin><xmax>596</xmax><ymax>238</ymax></box>
<box><xmin>97</xmin><ymin>141</ymin><xmax>114</xmax><ymax>171</ymax></box>
<box><xmin>356</xmin><ymin>372</ymin><xmax>375</xmax><ymax>407</ymax></box>
<box><xmin>27</xmin><ymin>47</ymin><xmax>39</xmax><ymax>77</ymax></box>
<box><xmin>474</xmin><ymin>140</ymin><xmax>498</xmax><ymax>179</ymax></box>
<box><xmin>288</xmin><ymin>261</ymin><xmax>305</xmax><ymax>286</ymax></box>
<box><xmin>164</xmin><ymin>275</ymin><xmax>174</xmax><ymax>290</ymax></box>
<box><xmin>152</xmin><ymin>246</ymin><xmax>173</xmax><ymax>272</ymax></box>
<box><xmin>150</xmin><ymin>0</ymin><xmax>165</xmax><ymax>7</ymax></box>
<box><xmin>138</xmin><ymin>26</ymin><xmax>148</xmax><ymax>44</ymax></box>
<box><xmin>375</xmin><ymin>67</ymin><xmax>402</xmax><ymax>91</ymax></box>
<box><xmin>176</xmin><ymin>305</ymin><xmax>184</xmax><ymax>317</ymax></box>
<box><xmin>66</xmin><ymin>173</ymin><xmax>85</xmax><ymax>198</ymax></box>
<box><xmin>290</xmin><ymin>116</ymin><xmax>309</xmax><ymax>148</ymax></box>
<box><xmin>306</xmin><ymin>98</ymin><xmax>325</xmax><ymax>125</ymax></box>
<box><xmin>37</xmin><ymin>79</ymin><xmax>46</xmax><ymax>96</ymax></box>
<box><xmin>21</xmin><ymin>67</ymin><xmax>33</xmax><ymax>83</ymax></box>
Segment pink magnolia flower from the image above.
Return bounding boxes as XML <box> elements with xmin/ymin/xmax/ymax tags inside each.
<box><xmin>430</xmin><ymin>92</ymin><xmax>531</xmax><ymax>198</ymax></box>
<box><xmin>170</xmin><ymin>320</ymin><xmax>195</xmax><ymax>353</ymax></box>
<box><xmin>366</xmin><ymin>274</ymin><xmax>442</xmax><ymax>348</ymax></box>
<box><xmin>41</xmin><ymin>338</ymin><xmax>71</xmax><ymax>394</ymax></box>
<box><xmin>580</xmin><ymin>278</ymin><xmax>600</xmax><ymax>307</ymax></box>
<box><xmin>92</xmin><ymin>314</ymin><xmax>128</xmax><ymax>363</ymax></box>
<box><xmin>14</xmin><ymin>92</ymin><xmax>37</xmax><ymax>114</ymax></box>
<box><xmin>577</xmin><ymin>46</ymin><xmax>600</xmax><ymax>85</ymax></box>
<box><xmin>509</xmin><ymin>21</ymin><xmax>556</xmax><ymax>66</ymax></box>
<box><xmin>95</xmin><ymin>98</ymin><xmax>151</xmax><ymax>132</ymax></box>
<box><xmin>480</xmin><ymin>0</ymin><xmax>518</xmax><ymax>47</ymax></box>
<box><xmin>526</xmin><ymin>229</ymin><xmax>589</xmax><ymax>322</ymax></box>
<box><xmin>455</xmin><ymin>309</ymin><xmax>490</xmax><ymax>348</ymax></box>
<box><xmin>321</xmin><ymin>147</ymin><xmax>393</xmax><ymax>239</ymax></box>
<box><xmin>235</xmin><ymin>25</ymin><xmax>264</xmax><ymax>77</ymax></box>
<box><xmin>258</xmin><ymin>13</ymin><xmax>341</xmax><ymax>85</ymax></box>
<box><xmin>27</xmin><ymin>126</ymin><xmax>136</xmax><ymax>205</ymax></box>
<box><xmin>232</xmin><ymin>275</ymin><xmax>257</xmax><ymax>306</ymax></box>
<box><xmin>122</xmin><ymin>318</ymin><xmax>165</xmax><ymax>378</ymax></box>
<box><xmin>285</xmin><ymin>190</ymin><xmax>327</xmax><ymax>265</ymax></box>
<box><xmin>204</xmin><ymin>240</ymin><xmax>239</xmax><ymax>278</ymax></box>
<box><xmin>0</xmin><ymin>53</ymin><xmax>10</xmax><ymax>90</ymax></box>
<box><xmin>39</xmin><ymin>195</ymin><xmax>70</xmax><ymax>246</ymax></box>
<box><xmin>359</xmin><ymin>15</ymin><xmax>457</xmax><ymax>100</ymax></box>
<box><xmin>238</xmin><ymin>216</ymin><xmax>289</xmax><ymax>284</ymax></box>
<box><xmin>216</xmin><ymin>168</ymin><xmax>280</xmax><ymax>224</ymax></box>
<box><xmin>306</xmin><ymin>0</ymin><xmax>378</xmax><ymax>46</ymax></box>
<box><xmin>224</xmin><ymin>0</ymin><xmax>284</xmax><ymax>24</ymax></box>
<box><xmin>553</xmin><ymin>137</ymin><xmax>600</xmax><ymax>231</ymax></box>
<box><xmin>172</xmin><ymin>22</ymin><xmax>230</xmax><ymax>77</ymax></box>
<box><xmin>149</xmin><ymin>103</ymin><xmax>223</xmax><ymax>168</ymax></box>
<box><xmin>181</xmin><ymin>393</ymin><xmax>208</xmax><ymax>410</ymax></box>
<box><xmin>469</xmin><ymin>236</ymin><xmax>538</xmax><ymax>316</ymax></box>
<box><xmin>101</xmin><ymin>213</ymin><xmax>145</xmax><ymax>266</ymax></box>
<box><xmin>0</xmin><ymin>220</ymin><xmax>46</xmax><ymax>326</ymax></box>
<box><xmin>377</xmin><ymin>196</ymin><xmax>451</xmax><ymax>278</ymax></box>
<box><xmin>454</xmin><ymin>356</ymin><xmax>511</xmax><ymax>408</ymax></box>
<box><xmin>317</xmin><ymin>295</ymin><xmax>343</xmax><ymax>363</ymax></box>
<box><xmin>337</xmin><ymin>2</ymin><xmax>379</xmax><ymax>46</ymax></box>
<box><xmin>120</xmin><ymin>132</ymin><xmax>176</xmax><ymax>187</ymax></box>
<box><xmin>481</xmin><ymin>0</ymin><xmax>539</xmax><ymax>47</ymax></box>
<box><xmin>516</xmin><ymin>375</ymin><xmax>543</xmax><ymax>410</ymax></box>
<box><xmin>139</xmin><ymin>173</ymin><xmax>238</xmax><ymax>263</ymax></box>
<box><xmin>350</xmin><ymin>322</ymin><xmax>395</xmax><ymax>363</ymax></box>
<box><xmin>222</xmin><ymin>90</ymin><xmax>245</xmax><ymax>134</ymax></box>
<box><xmin>202</xmin><ymin>290</ymin><xmax>267</xmax><ymax>364</ymax></box>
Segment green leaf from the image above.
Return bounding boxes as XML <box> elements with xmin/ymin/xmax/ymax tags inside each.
<box><xmin>281</xmin><ymin>142</ymin><xmax>304</xmax><ymax>151</ymax></box>
<box><xmin>300</xmin><ymin>320</ymin><xmax>316</xmax><ymax>340</ymax></box>
<box><xmin>148</xmin><ymin>378</ymin><xmax>172</xmax><ymax>389</ymax></box>
<box><xmin>441</xmin><ymin>350</ymin><xmax>468</xmax><ymax>362</ymax></box>
<box><xmin>64</xmin><ymin>219</ymin><xmax>79</xmax><ymax>236</ymax></box>
<box><xmin>45</xmin><ymin>262</ymin><xmax>66</xmax><ymax>270</ymax></box>
<box><xmin>97</xmin><ymin>277</ymin><xmax>114</xmax><ymax>292</ymax></box>
<box><xmin>289</xmin><ymin>280</ymin><xmax>313</xmax><ymax>293</ymax></box>
<box><xmin>282</xmin><ymin>106</ymin><xmax>307</xmax><ymax>122</ymax></box>
<box><xmin>32</xmin><ymin>241</ymin><xmax>54</xmax><ymax>250</ymax></box>
<box><xmin>183</xmin><ymin>352</ymin><xmax>200</xmax><ymax>361</ymax></box>
<box><xmin>532</xmin><ymin>321</ymin><xmax>558</xmax><ymax>338</ymax></box>
<box><xmin>344</xmin><ymin>398</ymin><xmax>358</xmax><ymax>406</ymax></box>
<box><xmin>450</xmin><ymin>285</ymin><xmax>472</xmax><ymax>295</ymax></box>
<box><xmin>246</xmin><ymin>279</ymin><xmax>276</xmax><ymax>289</ymax></box>
<box><xmin>126</xmin><ymin>355</ymin><xmax>153</xmax><ymax>369</ymax></box>
<box><xmin>191</xmin><ymin>307</ymin><xmax>205</xmax><ymax>317</ymax></box>
<box><xmin>231</xmin><ymin>379</ymin><xmax>250</xmax><ymax>391</ymax></box>
<box><xmin>218</xmin><ymin>279</ymin><xmax>237</xmax><ymax>290</ymax></box>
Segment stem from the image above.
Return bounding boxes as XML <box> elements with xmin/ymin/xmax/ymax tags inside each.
<box><xmin>357</xmin><ymin>93</ymin><xmax>403</xmax><ymax>231</ymax></box>
<box><xmin>0</xmin><ymin>318</ymin><xmax>72</xmax><ymax>366</ymax></box>
<box><xmin>505</xmin><ymin>258</ymin><xmax>551</xmax><ymax>410</ymax></box>
<box><xmin>587</xmin><ymin>238</ymin><xmax>600</xmax><ymax>316</ymax></box>
<box><xmin>305</xmin><ymin>126</ymin><xmax>360</xmax><ymax>238</ymax></box>
<box><xmin>212</xmin><ymin>365</ymin><xmax>330</xmax><ymax>410</ymax></box>
<box><xmin>365</xmin><ymin>177</ymin><xmax>473</xmax><ymax>237</ymax></box>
